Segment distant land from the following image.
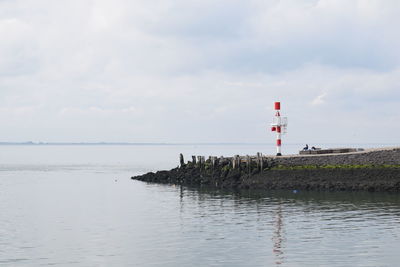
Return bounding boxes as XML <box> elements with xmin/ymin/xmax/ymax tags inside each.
<box><xmin>0</xmin><ymin>142</ymin><xmax>398</xmax><ymax>149</ymax></box>
<box><xmin>0</xmin><ymin>142</ymin><xmax>274</xmax><ymax>146</ymax></box>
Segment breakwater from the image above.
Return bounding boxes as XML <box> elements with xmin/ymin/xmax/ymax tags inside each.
<box><xmin>132</xmin><ymin>147</ymin><xmax>400</xmax><ymax>192</ymax></box>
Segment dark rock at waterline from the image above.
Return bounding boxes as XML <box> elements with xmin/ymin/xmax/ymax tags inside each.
<box><xmin>132</xmin><ymin>166</ymin><xmax>400</xmax><ymax>192</ymax></box>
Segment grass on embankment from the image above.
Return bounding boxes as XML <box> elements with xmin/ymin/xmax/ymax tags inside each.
<box><xmin>270</xmin><ymin>164</ymin><xmax>400</xmax><ymax>171</ymax></box>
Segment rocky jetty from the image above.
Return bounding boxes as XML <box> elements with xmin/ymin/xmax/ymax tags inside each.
<box><xmin>132</xmin><ymin>147</ymin><xmax>400</xmax><ymax>192</ymax></box>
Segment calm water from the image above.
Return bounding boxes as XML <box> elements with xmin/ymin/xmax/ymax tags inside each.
<box><xmin>0</xmin><ymin>144</ymin><xmax>399</xmax><ymax>266</ymax></box>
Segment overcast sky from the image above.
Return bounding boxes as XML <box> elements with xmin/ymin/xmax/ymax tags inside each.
<box><xmin>0</xmin><ymin>0</ymin><xmax>399</xmax><ymax>144</ymax></box>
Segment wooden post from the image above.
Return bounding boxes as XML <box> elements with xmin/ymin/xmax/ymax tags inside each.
<box><xmin>211</xmin><ymin>156</ymin><xmax>216</xmax><ymax>178</ymax></box>
<box><xmin>192</xmin><ymin>156</ymin><xmax>196</xmax><ymax>164</ymax></box>
<box><xmin>260</xmin><ymin>153</ymin><xmax>263</xmax><ymax>173</ymax></box>
<box><xmin>197</xmin><ymin>156</ymin><xmax>202</xmax><ymax>168</ymax></box>
<box><xmin>246</xmin><ymin>155</ymin><xmax>250</xmax><ymax>174</ymax></box>
<box><xmin>179</xmin><ymin>153</ymin><xmax>184</xmax><ymax>168</ymax></box>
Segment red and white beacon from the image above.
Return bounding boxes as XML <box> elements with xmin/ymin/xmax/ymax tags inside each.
<box><xmin>271</xmin><ymin>102</ymin><xmax>288</xmax><ymax>156</ymax></box>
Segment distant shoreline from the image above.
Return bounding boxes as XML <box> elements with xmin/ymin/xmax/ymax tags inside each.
<box><xmin>0</xmin><ymin>142</ymin><xmax>267</xmax><ymax>146</ymax></box>
<box><xmin>0</xmin><ymin>142</ymin><xmax>398</xmax><ymax>146</ymax></box>
<box><xmin>0</xmin><ymin>142</ymin><xmax>279</xmax><ymax>147</ymax></box>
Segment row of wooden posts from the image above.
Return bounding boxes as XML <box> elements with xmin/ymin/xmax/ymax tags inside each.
<box><xmin>179</xmin><ymin>152</ymin><xmax>266</xmax><ymax>172</ymax></box>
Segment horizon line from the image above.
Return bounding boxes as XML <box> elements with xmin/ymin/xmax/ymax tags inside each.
<box><xmin>0</xmin><ymin>141</ymin><xmax>398</xmax><ymax>146</ymax></box>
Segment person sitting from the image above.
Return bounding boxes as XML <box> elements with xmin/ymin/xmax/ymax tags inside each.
<box><xmin>303</xmin><ymin>144</ymin><xmax>309</xmax><ymax>151</ymax></box>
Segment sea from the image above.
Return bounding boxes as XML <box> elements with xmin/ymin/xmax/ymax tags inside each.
<box><xmin>0</xmin><ymin>143</ymin><xmax>399</xmax><ymax>267</ymax></box>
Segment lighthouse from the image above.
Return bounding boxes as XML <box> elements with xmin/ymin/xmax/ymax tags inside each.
<box><xmin>271</xmin><ymin>102</ymin><xmax>288</xmax><ymax>156</ymax></box>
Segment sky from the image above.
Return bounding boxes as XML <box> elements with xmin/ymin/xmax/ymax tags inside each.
<box><xmin>0</xmin><ymin>0</ymin><xmax>399</xmax><ymax>144</ymax></box>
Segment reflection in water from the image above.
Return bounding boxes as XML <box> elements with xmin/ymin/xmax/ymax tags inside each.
<box><xmin>272</xmin><ymin>202</ymin><xmax>284</xmax><ymax>266</ymax></box>
<box><xmin>176</xmin><ymin>186</ymin><xmax>400</xmax><ymax>266</ymax></box>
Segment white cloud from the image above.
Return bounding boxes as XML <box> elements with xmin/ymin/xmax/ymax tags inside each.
<box><xmin>0</xmin><ymin>0</ymin><xmax>399</xmax><ymax>143</ymax></box>
<box><xmin>311</xmin><ymin>93</ymin><xmax>327</xmax><ymax>106</ymax></box>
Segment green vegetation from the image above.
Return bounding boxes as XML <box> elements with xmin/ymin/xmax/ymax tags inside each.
<box><xmin>204</xmin><ymin>162</ymin><xmax>211</xmax><ymax>170</ymax></box>
<box><xmin>270</xmin><ymin>164</ymin><xmax>400</xmax><ymax>171</ymax></box>
<box><xmin>221</xmin><ymin>165</ymin><xmax>231</xmax><ymax>172</ymax></box>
